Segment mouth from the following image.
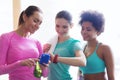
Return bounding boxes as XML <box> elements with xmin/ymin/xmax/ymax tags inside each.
<box><xmin>31</xmin><ymin>26</ymin><xmax>38</xmax><ymax>31</ymax></box>
<box><xmin>29</xmin><ymin>28</ymin><xmax>36</xmax><ymax>34</ymax></box>
<box><xmin>82</xmin><ymin>35</ymin><xmax>88</xmax><ymax>40</ymax></box>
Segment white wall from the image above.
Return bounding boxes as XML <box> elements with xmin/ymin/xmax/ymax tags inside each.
<box><xmin>21</xmin><ymin>0</ymin><xmax>120</xmax><ymax>80</ymax></box>
<box><xmin>0</xmin><ymin>0</ymin><xmax>120</xmax><ymax>80</ymax></box>
<box><xmin>0</xmin><ymin>0</ymin><xmax>13</xmax><ymax>35</ymax></box>
<box><xmin>0</xmin><ymin>1</ymin><xmax>13</xmax><ymax>79</ymax></box>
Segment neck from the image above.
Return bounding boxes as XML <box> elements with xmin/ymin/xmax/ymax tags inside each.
<box><xmin>58</xmin><ymin>35</ymin><xmax>70</xmax><ymax>43</ymax></box>
<box><xmin>87</xmin><ymin>39</ymin><xmax>99</xmax><ymax>47</ymax></box>
<box><xmin>15</xmin><ymin>25</ymin><xmax>30</xmax><ymax>37</ymax></box>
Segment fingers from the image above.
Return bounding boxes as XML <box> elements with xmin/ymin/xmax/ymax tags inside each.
<box><xmin>49</xmin><ymin>53</ymin><xmax>54</xmax><ymax>62</ymax></box>
<box><xmin>43</xmin><ymin>44</ymin><xmax>51</xmax><ymax>53</ymax></box>
<box><xmin>28</xmin><ymin>58</ymin><xmax>36</xmax><ymax>66</ymax></box>
<box><xmin>32</xmin><ymin>58</ymin><xmax>39</xmax><ymax>62</ymax></box>
<box><xmin>20</xmin><ymin>58</ymin><xmax>39</xmax><ymax>67</ymax></box>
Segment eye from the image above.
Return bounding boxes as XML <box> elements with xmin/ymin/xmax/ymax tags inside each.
<box><xmin>81</xmin><ymin>27</ymin><xmax>84</xmax><ymax>31</ymax></box>
<box><xmin>39</xmin><ymin>21</ymin><xmax>42</xmax><ymax>25</ymax></box>
<box><xmin>63</xmin><ymin>25</ymin><xmax>68</xmax><ymax>29</ymax></box>
<box><xmin>34</xmin><ymin>19</ymin><xmax>38</xmax><ymax>23</ymax></box>
<box><xmin>56</xmin><ymin>25</ymin><xmax>60</xmax><ymax>28</ymax></box>
<box><xmin>33</xmin><ymin>19</ymin><xmax>42</xmax><ymax>25</ymax></box>
<box><xmin>86</xmin><ymin>26</ymin><xmax>92</xmax><ymax>31</ymax></box>
<box><xmin>87</xmin><ymin>28</ymin><xmax>91</xmax><ymax>31</ymax></box>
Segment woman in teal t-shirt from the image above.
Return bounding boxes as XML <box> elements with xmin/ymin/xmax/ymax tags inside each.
<box><xmin>44</xmin><ymin>10</ymin><xmax>86</xmax><ymax>80</ymax></box>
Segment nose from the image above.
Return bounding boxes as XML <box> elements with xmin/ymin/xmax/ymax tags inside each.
<box><xmin>35</xmin><ymin>23</ymin><xmax>40</xmax><ymax>30</ymax></box>
<box><xmin>81</xmin><ymin>29</ymin><xmax>87</xmax><ymax>35</ymax></box>
<box><xmin>58</xmin><ymin>27</ymin><xmax>64</xmax><ymax>32</ymax></box>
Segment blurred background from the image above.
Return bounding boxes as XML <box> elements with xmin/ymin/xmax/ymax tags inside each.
<box><xmin>0</xmin><ymin>0</ymin><xmax>120</xmax><ymax>80</ymax></box>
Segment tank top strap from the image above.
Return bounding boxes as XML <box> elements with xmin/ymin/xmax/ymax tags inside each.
<box><xmin>94</xmin><ymin>43</ymin><xmax>101</xmax><ymax>52</ymax></box>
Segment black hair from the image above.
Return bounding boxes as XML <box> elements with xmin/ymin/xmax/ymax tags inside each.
<box><xmin>55</xmin><ymin>10</ymin><xmax>72</xmax><ymax>24</ymax></box>
<box><xmin>18</xmin><ymin>5</ymin><xmax>43</xmax><ymax>25</ymax></box>
<box><xmin>79</xmin><ymin>10</ymin><xmax>105</xmax><ymax>33</ymax></box>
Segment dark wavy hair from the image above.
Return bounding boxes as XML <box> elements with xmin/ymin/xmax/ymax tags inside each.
<box><xmin>79</xmin><ymin>10</ymin><xmax>105</xmax><ymax>33</ymax></box>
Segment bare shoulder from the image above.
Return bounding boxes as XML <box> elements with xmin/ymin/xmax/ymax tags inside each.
<box><xmin>100</xmin><ymin>43</ymin><xmax>111</xmax><ymax>50</ymax></box>
<box><xmin>99</xmin><ymin>43</ymin><xmax>113</xmax><ymax>57</ymax></box>
<box><xmin>100</xmin><ymin>43</ymin><xmax>111</xmax><ymax>51</ymax></box>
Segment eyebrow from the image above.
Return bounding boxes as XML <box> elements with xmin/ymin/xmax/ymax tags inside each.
<box><xmin>33</xmin><ymin>16</ymin><xmax>42</xmax><ymax>25</ymax></box>
<box><xmin>33</xmin><ymin>17</ymin><xmax>39</xmax><ymax>21</ymax></box>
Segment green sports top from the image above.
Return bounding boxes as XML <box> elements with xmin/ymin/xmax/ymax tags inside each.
<box><xmin>80</xmin><ymin>43</ymin><xmax>105</xmax><ymax>74</ymax></box>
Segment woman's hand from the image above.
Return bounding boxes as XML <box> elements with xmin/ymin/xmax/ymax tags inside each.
<box><xmin>43</xmin><ymin>43</ymin><xmax>51</xmax><ymax>53</ymax></box>
<box><xmin>49</xmin><ymin>53</ymin><xmax>55</xmax><ymax>62</ymax></box>
<box><xmin>20</xmin><ymin>58</ymin><xmax>39</xmax><ymax>67</ymax></box>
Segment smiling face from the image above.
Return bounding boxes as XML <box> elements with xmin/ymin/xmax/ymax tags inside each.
<box><xmin>23</xmin><ymin>11</ymin><xmax>43</xmax><ymax>34</ymax></box>
<box><xmin>81</xmin><ymin>21</ymin><xmax>99</xmax><ymax>41</ymax></box>
<box><xmin>55</xmin><ymin>18</ymin><xmax>72</xmax><ymax>37</ymax></box>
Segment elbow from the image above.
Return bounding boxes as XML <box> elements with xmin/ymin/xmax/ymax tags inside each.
<box><xmin>81</xmin><ymin>60</ymin><xmax>86</xmax><ymax>66</ymax></box>
<box><xmin>82</xmin><ymin>59</ymin><xmax>86</xmax><ymax>66</ymax></box>
<box><xmin>82</xmin><ymin>54</ymin><xmax>87</xmax><ymax>66</ymax></box>
<box><xmin>42</xmin><ymin>68</ymin><xmax>49</xmax><ymax>77</ymax></box>
<box><xmin>79</xmin><ymin>57</ymin><xmax>86</xmax><ymax>66</ymax></box>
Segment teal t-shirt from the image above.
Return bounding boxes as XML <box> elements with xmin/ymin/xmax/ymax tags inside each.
<box><xmin>48</xmin><ymin>38</ymin><xmax>82</xmax><ymax>80</ymax></box>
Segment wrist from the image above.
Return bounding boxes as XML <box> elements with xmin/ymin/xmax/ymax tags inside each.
<box><xmin>53</xmin><ymin>54</ymin><xmax>58</xmax><ymax>64</ymax></box>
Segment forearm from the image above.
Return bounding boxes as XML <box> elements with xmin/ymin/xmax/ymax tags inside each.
<box><xmin>107</xmin><ymin>70</ymin><xmax>115</xmax><ymax>80</ymax></box>
<box><xmin>0</xmin><ymin>61</ymin><xmax>21</xmax><ymax>75</ymax></box>
<box><xmin>106</xmin><ymin>62</ymin><xmax>115</xmax><ymax>80</ymax></box>
<box><xmin>108</xmin><ymin>75</ymin><xmax>114</xmax><ymax>80</ymax></box>
<box><xmin>41</xmin><ymin>67</ymin><xmax>49</xmax><ymax>77</ymax></box>
<box><xmin>57</xmin><ymin>56</ymin><xmax>86</xmax><ymax>66</ymax></box>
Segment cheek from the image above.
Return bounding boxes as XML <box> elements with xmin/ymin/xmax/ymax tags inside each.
<box><xmin>81</xmin><ymin>31</ymin><xmax>82</xmax><ymax>34</ymax></box>
<box><xmin>30</xmin><ymin>21</ymin><xmax>35</xmax><ymax>26</ymax></box>
<box><xmin>81</xmin><ymin>31</ymin><xmax>84</xmax><ymax>36</ymax></box>
<box><xmin>26</xmin><ymin>21</ymin><xmax>34</xmax><ymax>27</ymax></box>
<box><xmin>55</xmin><ymin>27</ymin><xmax>59</xmax><ymax>32</ymax></box>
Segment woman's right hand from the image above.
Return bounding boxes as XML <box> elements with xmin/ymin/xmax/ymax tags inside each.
<box><xmin>20</xmin><ymin>58</ymin><xmax>39</xmax><ymax>67</ymax></box>
<box><xmin>43</xmin><ymin>43</ymin><xmax>51</xmax><ymax>53</ymax></box>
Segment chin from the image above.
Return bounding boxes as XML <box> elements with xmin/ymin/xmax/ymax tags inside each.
<box><xmin>31</xmin><ymin>30</ymin><xmax>36</xmax><ymax>33</ymax></box>
<box><xmin>83</xmin><ymin>38</ymin><xmax>88</xmax><ymax>41</ymax></box>
<box><xmin>30</xmin><ymin>31</ymin><xmax>35</xmax><ymax>34</ymax></box>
